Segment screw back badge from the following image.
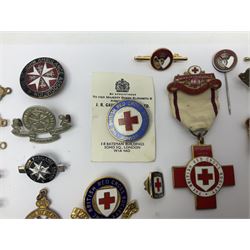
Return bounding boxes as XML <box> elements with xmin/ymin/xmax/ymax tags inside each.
<box><xmin>11</xmin><ymin>106</ymin><xmax>71</xmax><ymax>143</ymax></box>
<box><xmin>108</xmin><ymin>100</ymin><xmax>149</xmax><ymax>142</ymax></box>
<box><xmin>71</xmin><ymin>177</ymin><xmax>139</xmax><ymax>219</ymax></box>
<box><xmin>20</xmin><ymin>57</ymin><xmax>64</xmax><ymax>98</ymax></box>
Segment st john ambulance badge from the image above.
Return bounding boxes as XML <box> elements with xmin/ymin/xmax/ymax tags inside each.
<box><xmin>18</xmin><ymin>155</ymin><xmax>65</xmax><ymax>183</ymax></box>
<box><xmin>71</xmin><ymin>177</ymin><xmax>139</xmax><ymax>219</ymax></box>
<box><xmin>20</xmin><ymin>57</ymin><xmax>64</xmax><ymax>98</ymax></box>
<box><xmin>107</xmin><ymin>100</ymin><xmax>149</xmax><ymax>142</ymax></box>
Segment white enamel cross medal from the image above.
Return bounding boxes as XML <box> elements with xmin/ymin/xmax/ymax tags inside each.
<box><xmin>167</xmin><ymin>66</ymin><xmax>235</xmax><ymax>210</ymax></box>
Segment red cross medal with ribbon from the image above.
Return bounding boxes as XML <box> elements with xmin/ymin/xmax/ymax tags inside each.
<box><xmin>167</xmin><ymin>66</ymin><xmax>235</xmax><ymax>209</ymax></box>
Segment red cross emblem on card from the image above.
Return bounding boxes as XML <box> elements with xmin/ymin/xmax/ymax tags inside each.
<box><xmin>118</xmin><ymin>111</ymin><xmax>139</xmax><ymax>131</ymax></box>
<box><xmin>172</xmin><ymin>145</ymin><xmax>235</xmax><ymax>209</ymax></box>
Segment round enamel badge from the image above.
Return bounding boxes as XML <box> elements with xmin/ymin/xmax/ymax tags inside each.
<box><xmin>108</xmin><ymin>100</ymin><xmax>149</xmax><ymax>141</ymax></box>
<box><xmin>84</xmin><ymin>177</ymin><xmax>128</xmax><ymax>218</ymax></box>
<box><xmin>20</xmin><ymin>57</ymin><xmax>64</xmax><ymax>98</ymax></box>
<box><xmin>24</xmin><ymin>155</ymin><xmax>58</xmax><ymax>183</ymax></box>
<box><xmin>212</xmin><ymin>49</ymin><xmax>238</xmax><ymax>73</ymax></box>
<box><xmin>185</xmin><ymin>157</ymin><xmax>224</xmax><ymax>197</ymax></box>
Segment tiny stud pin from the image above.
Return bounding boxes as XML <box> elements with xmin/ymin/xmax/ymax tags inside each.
<box><xmin>244</xmin><ymin>57</ymin><xmax>250</xmax><ymax>62</ymax></box>
<box><xmin>144</xmin><ymin>171</ymin><xmax>165</xmax><ymax>199</ymax></box>
<box><xmin>134</xmin><ymin>48</ymin><xmax>188</xmax><ymax>71</ymax></box>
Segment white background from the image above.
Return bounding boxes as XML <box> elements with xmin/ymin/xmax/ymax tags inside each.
<box><xmin>0</xmin><ymin>32</ymin><xmax>249</xmax><ymax>219</ymax></box>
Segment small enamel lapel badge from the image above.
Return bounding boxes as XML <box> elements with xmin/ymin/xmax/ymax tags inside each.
<box><xmin>26</xmin><ymin>189</ymin><xmax>60</xmax><ymax>219</ymax></box>
<box><xmin>71</xmin><ymin>177</ymin><xmax>139</xmax><ymax>219</ymax></box>
<box><xmin>134</xmin><ymin>48</ymin><xmax>187</xmax><ymax>71</ymax></box>
<box><xmin>11</xmin><ymin>106</ymin><xmax>71</xmax><ymax>143</ymax></box>
<box><xmin>144</xmin><ymin>172</ymin><xmax>165</xmax><ymax>199</ymax></box>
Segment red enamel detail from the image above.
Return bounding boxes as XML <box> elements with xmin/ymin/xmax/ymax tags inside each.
<box><xmin>172</xmin><ymin>145</ymin><xmax>235</xmax><ymax>209</ymax></box>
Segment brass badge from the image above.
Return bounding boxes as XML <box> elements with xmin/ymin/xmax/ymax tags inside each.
<box><xmin>0</xmin><ymin>85</ymin><xmax>12</xmax><ymax>101</ymax></box>
<box><xmin>26</xmin><ymin>189</ymin><xmax>60</xmax><ymax>219</ymax></box>
<box><xmin>11</xmin><ymin>106</ymin><xmax>71</xmax><ymax>143</ymax></box>
<box><xmin>71</xmin><ymin>177</ymin><xmax>139</xmax><ymax>219</ymax></box>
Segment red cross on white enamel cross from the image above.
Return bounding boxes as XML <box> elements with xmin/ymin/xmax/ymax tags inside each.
<box><xmin>172</xmin><ymin>145</ymin><xmax>235</xmax><ymax>209</ymax></box>
<box><xmin>98</xmin><ymin>192</ymin><xmax>115</xmax><ymax>210</ymax></box>
<box><xmin>118</xmin><ymin>111</ymin><xmax>139</xmax><ymax>131</ymax></box>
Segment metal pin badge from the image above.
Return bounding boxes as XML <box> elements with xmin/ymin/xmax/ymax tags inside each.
<box><xmin>144</xmin><ymin>172</ymin><xmax>165</xmax><ymax>199</ymax></box>
<box><xmin>26</xmin><ymin>189</ymin><xmax>60</xmax><ymax>219</ymax></box>
<box><xmin>18</xmin><ymin>155</ymin><xmax>65</xmax><ymax>183</ymax></box>
<box><xmin>107</xmin><ymin>100</ymin><xmax>149</xmax><ymax>142</ymax></box>
<box><xmin>0</xmin><ymin>85</ymin><xmax>12</xmax><ymax>101</ymax></box>
<box><xmin>11</xmin><ymin>106</ymin><xmax>71</xmax><ymax>143</ymax></box>
<box><xmin>212</xmin><ymin>49</ymin><xmax>238</xmax><ymax>115</ymax></box>
<box><xmin>134</xmin><ymin>48</ymin><xmax>188</xmax><ymax>71</ymax></box>
<box><xmin>20</xmin><ymin>57</ymin><xmax>64</xmax><ymax>98</ymax></box>
<box><xmin>71</xmin><ymin>176</ymin><xmax>139</xmax><ymax>219</ymax></box>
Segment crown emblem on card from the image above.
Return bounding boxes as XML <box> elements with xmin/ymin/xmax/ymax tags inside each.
<box><xmin>115</xmin><ymin>79</ymin><xmax>130</xmax><ymax>92</ymax></box>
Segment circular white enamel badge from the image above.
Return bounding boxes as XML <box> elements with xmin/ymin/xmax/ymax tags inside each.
<box><xmin>185</xmin><ymin>156</ymin><xmax>224</xmax><ymax>197</ymax></box>
<box><xmin>108</xmin><ymin>100</ymin><xmax>149</xmax><ymax>141</ymax></box>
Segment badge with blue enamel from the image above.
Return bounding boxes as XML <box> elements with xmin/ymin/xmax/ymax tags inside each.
<box><xmin>107</xmin><ymin>100</ymin><xmax>149</xmax><ymax>142</ymax></box>
<box><xmin>71</xmin><ymin>177</ymin><xmax>139</xmax><ymax>219</ymax></box>
<box><xmin>144</xmin><ymin>172</ymin><xmax>165</xmax><ymax>199</ymax></box>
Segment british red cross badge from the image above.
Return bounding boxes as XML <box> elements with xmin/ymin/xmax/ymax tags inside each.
<box><xmin>107</xmin><ymin>100</ymin><xmax>149</xmax><ymax>142</ymax></box>
<box><xmin>172</xmin><ymin>145</ymin><xmax>235</xmax><ymax>209</ymax></box>
<box><xmin>167</xmin><ymin>66</ymin><xmax>236</xmax><ymax>210</ymax></box>
<box><xmin>71</xmin><ymin>177</ymin><xmax>139</xmax><ymax>219</ymax></box>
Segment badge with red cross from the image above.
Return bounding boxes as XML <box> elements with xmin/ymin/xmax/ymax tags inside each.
<box><xmin>107</xmin><ymin>100</ymin><xmax>149</xmax><ymax>142</ymax></box>
<box><xmin>71</xmin><ymin>177</ymin><xmax>139</xmax><ymax>219</ymax></box>
<box><xmin>172</xmin><ymin>144</ymin><xmax>235</xmax><ymax>209</ymax></box>
<box><xmin>144</xmin><ymin>172</ymin><xmax>165</xmax><ymax>199</ymax></box>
